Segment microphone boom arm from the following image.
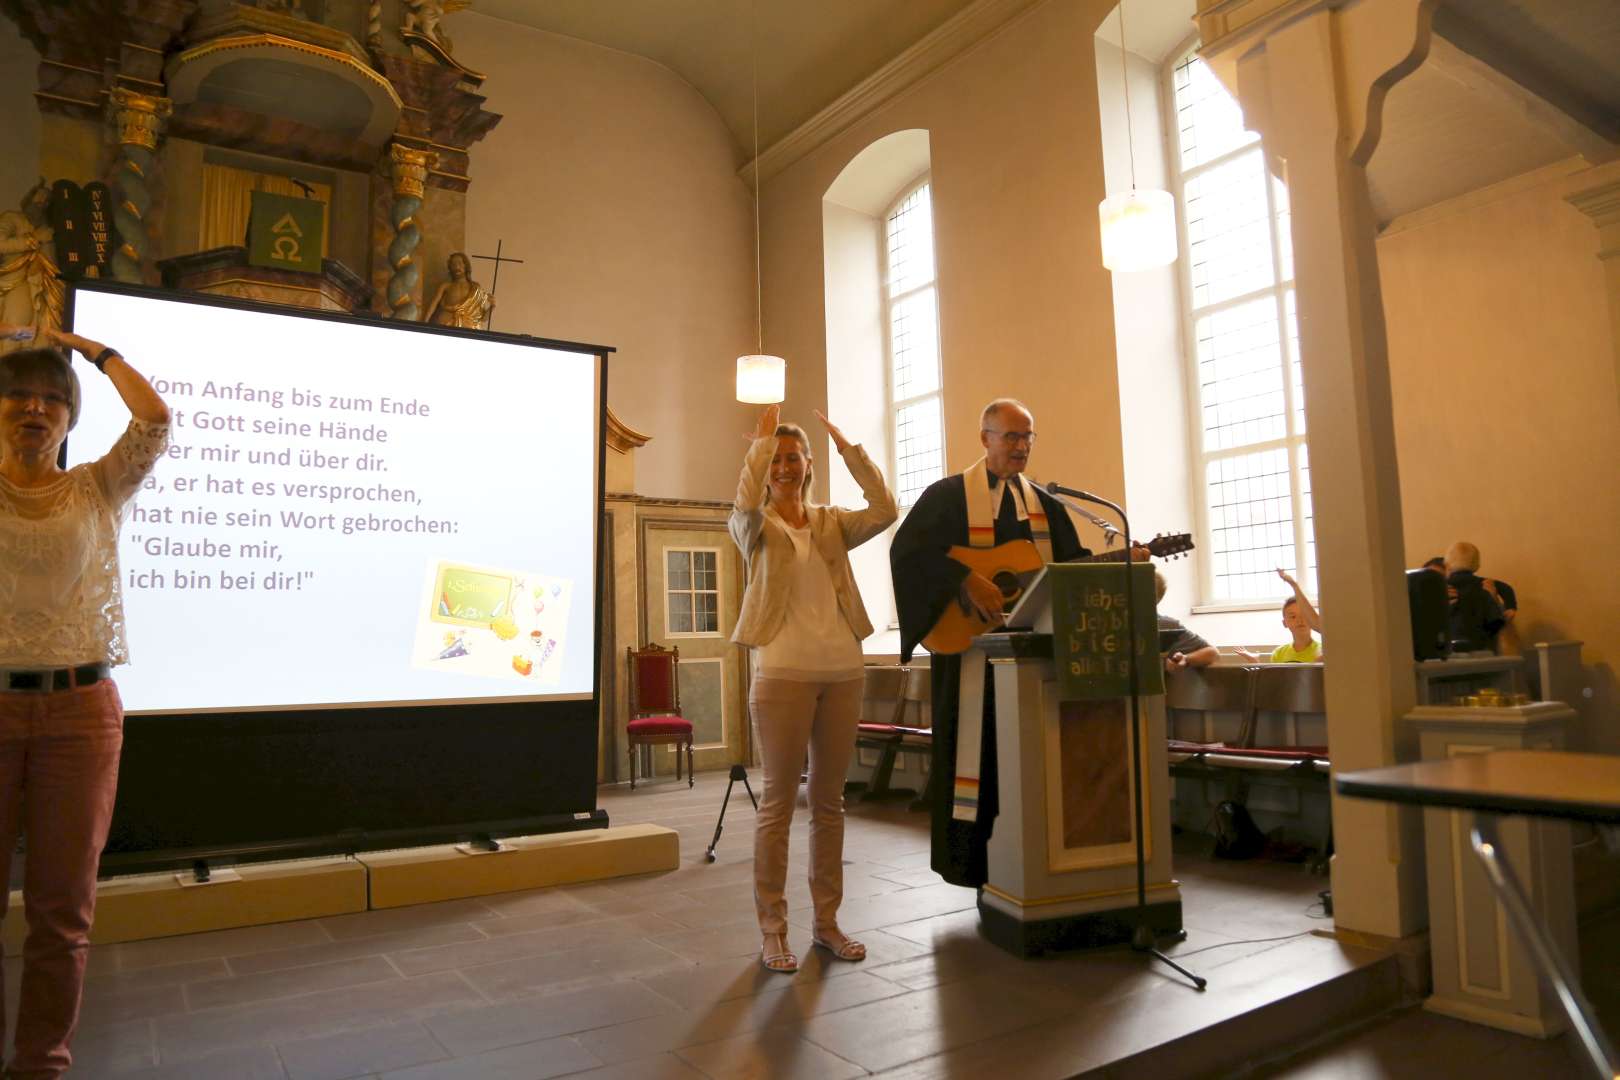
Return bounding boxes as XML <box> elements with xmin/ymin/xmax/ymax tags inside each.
<box><xmin>1042</xmin><ymin>485</ymin><xmax>1123</xmax><ymax>547</ymax></box>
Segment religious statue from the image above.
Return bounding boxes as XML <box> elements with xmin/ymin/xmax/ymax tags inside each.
<box><xmin>251</xmin><ymin>0</ymin><xmax>306</xmax><ymax>17</ymax></box>
<box><xmin>402</xmin><ymin>0</ymin><xmax>472</xmax><ymax>56</ymax></box>
<box><xmin>423</xmin><ymin>252</ymin><xmax>493</xmax><ymax>329</ymax></box>
<box><xmin>0</xmin><ymin>180</ymin><xmax>64</xmax><ymax>355</ymax></box>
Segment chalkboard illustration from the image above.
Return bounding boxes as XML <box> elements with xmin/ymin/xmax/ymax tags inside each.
<box><xmin>432</xmin><ymin>563</ymin><xmax>513</xmax><ymax>627</ymax></box>
<box><xmin>412</xmin><ymin>559</ymin><xmax>572</xmax><ymax>683</ymax></box>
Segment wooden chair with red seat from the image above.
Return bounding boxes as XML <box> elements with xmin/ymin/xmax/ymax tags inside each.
<box><xmin>626</xmin><ymin>642</ymin><xmax>694</xmax><ymax>789</ymax></box>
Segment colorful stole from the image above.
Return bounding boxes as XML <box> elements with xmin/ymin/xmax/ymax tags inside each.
<box><xmin>952</xmin><ymin>459</ymin><xmax>1054</xmax><ymax>822</ymax></box>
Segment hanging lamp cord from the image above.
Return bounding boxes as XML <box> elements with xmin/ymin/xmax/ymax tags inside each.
<box><xmin>752</xmin><ymin>1</ymin><xmax>764</xmax><ymax>355</ymax></box>
<box><xmin>1118</xmin><ymin>3</ymin><xmax>1138</xmax><ymax>193</ymax></box>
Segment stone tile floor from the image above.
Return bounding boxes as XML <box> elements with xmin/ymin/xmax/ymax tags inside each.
<box><xmin>1</xmin><ymin>778</ymin><xmax>1606</xmax><ymax>1078</ymax></box>
<box><xmin>1257</xmin><ymin>904</ymin><xmax>1620</xmax><ymax>1079</ymax></box>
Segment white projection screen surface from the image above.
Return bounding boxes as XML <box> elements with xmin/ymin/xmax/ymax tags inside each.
<box><xmin>66</xmin><ymin>287</ymin><xmax>603</xmax><ymax>715</ymax></box>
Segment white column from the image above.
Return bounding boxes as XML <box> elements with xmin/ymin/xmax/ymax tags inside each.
<box><xmin>1211</xmin><ymin>0</ymin><xmax>1437</xmax><ymax>938</ymax></box>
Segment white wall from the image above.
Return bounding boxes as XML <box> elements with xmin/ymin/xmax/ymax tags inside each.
<box><xmin>1378</xmin><ymin>163</ymin><xmax>1620</xmax><ymax>750</ymax></box>
<box><xmin>456</xmin><ymin>13</ymin><xmax>757</xmax><ymax>502</ymax></box>
<box><xmin>761</xmin><ymin>0</ymin><xmax>1131</xmax><ymax>556</ymax></box>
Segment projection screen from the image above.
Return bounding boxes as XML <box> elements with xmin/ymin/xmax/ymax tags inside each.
<box><xmin>61</xmin><ymin>283</ymin><xmax>609</xmax><ymax>869</ymax></box>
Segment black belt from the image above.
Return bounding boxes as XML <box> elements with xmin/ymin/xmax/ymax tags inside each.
<box><xmin>1</xmin><ymin>663</ymin><xmax>111</xmax><ymax>693</ymax></box>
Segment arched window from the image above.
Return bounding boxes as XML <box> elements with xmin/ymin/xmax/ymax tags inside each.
<box><xmin>1168</xmin><ymin>46</ymin><xmax>1315</xmax><ymax>603</ymax></box>
<box><xmin>823</xmin><ymin>130</ymin><xmax>934</xmax><ymax>639</ymax></box>
<box><xmin>882</xmin><ymin>179</ymin><xmax>943</xmax><ymax>508</ymax></box>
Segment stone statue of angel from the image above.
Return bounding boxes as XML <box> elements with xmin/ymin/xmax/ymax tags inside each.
<box><xmin>402</xmin><ymin>0</ymin><xmax>473</xmax><ymax>55</ymax></box>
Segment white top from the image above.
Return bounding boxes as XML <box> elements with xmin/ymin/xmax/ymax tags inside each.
<box><xmin>751</xmin><ymin>520</ymin><xmax>864</xmax><ymax>682</ymax></box>
<box><xmin>0</xmin><ymin>419</ymin><xmax>170</xmax><ymax>667</ymax></box>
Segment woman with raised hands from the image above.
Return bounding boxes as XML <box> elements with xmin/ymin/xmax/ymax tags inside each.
<box><xmin>730</xmin><ymin>404</ymin><xmax>897</xmax><ymax>974</ymax></box>
<box><xmin>0</xmin><ymin>323</ymin><xmax>168</xmax><ymax>1078</ymax></box>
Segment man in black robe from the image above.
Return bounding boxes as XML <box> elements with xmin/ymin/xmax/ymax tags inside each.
<box><xmin>890</xmin><ymin>398</ymin><xmax>1091</xmax><ymax>887</ymax></box>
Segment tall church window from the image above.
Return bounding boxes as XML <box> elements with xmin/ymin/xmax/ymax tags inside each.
<box><xmin>884</xmin><ymin>180</ymin><xmax>944</xmax><ymax>509</ymax></box>
<box><xmin>1169</xmin><ymin>48</ymin><xmax>1315</xmax><ymax>603</ymax></box>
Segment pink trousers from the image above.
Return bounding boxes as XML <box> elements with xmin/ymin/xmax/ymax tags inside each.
<box><xmin>0</xmin><ymin>679</ymin><xmax>124</xmax><ymax>1080</ymax></box>
<box><xmin>749</xmin><ymin>676</ymin><xmax>862</xmax><ymax>936</ymax></box>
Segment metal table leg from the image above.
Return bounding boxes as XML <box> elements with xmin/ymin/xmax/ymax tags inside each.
<box><xmin>1470</xmin><ymin>813</ymin><xmax>1618</xmax><ymax>1079</ymax></box>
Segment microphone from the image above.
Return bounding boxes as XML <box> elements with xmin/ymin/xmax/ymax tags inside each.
<box><xmin>1045</xmin><ymin>480</ymin><xmax>1107</xmax><ymax>505</ymax></box>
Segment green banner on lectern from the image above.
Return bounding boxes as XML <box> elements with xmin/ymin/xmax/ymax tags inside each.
<box><xmin>1048</xmin><ymin>562</ymin><xmax>1163</xmax><ymax>700</ymax></box>
<box><xmin>248</xmin><ymin>190</ymin><xmax>325</xmax><ymax>273</ymax></box>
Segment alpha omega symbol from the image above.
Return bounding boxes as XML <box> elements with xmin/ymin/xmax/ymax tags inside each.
<box><xmin>248</xmin><ymin>191</ymin><xmax>324</xmax><ymax>273</ymax></box>
<box><xmin>270</xmin><ymin>212</ymin><xmax>304</xmax><ymax>262</ymax></box>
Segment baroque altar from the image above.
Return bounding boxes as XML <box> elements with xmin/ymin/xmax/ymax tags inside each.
<box><xmin>2</xmin><ymin>0</ymin><xmax>501</xmax><ymax>319</ymax></box>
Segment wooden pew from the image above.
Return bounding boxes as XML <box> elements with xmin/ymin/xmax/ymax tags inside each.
<box><xmin>1166</xmin><ymin>664</ymin><xmax>1331</xmax><ymax>868</ymax></box>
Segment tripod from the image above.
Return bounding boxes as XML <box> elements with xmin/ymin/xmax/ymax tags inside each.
<box><xmin>704</xmin><ymin>764</ymin><xmax>758</xmax><ymax>863</ymax></box>
<box><xmin>1047</xmin><ymin>484</ymin><xmax>1207</xmax><ymax>991</ymax></box>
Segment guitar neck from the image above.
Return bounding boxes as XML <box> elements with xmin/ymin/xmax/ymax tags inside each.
<box><xmin>1079</xmin><ymin>548</ymin><xmax>1134</xmax><ymax>564</ymax></box>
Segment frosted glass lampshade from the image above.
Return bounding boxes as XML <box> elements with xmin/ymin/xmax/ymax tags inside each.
<box><xmin>736</xmin><ymin>353</ymin><xmax>786</xmax><ymax>404</ymax></box>
<box><xmin>1098</xmin><ymin>188</ymin><xmax>1177</xmax><ymax>272</ymax></box>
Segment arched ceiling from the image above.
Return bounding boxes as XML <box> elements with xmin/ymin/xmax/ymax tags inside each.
<box><xmin>472</xmin><ymin>0</ymin><xmax>988</xmax><ymax>164</ymax></box>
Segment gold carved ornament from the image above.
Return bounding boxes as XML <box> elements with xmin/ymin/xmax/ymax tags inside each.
<box><xmin>389</xmin><ymin>143</ymin><xmax>436</xmax><ymax>200</ymax></box>
<box><xmin>108</xmin><ymin>88</ymin><xmax>174</xmax><ymax>150</ymax></box>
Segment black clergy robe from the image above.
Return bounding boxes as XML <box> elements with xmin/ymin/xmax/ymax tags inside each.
<box><xmin>890</xmin><ymin>473</ymin><xmax>1090</xmax><ymax>887</ymax></box>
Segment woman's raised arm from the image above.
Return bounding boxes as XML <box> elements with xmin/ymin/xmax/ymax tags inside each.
<box><xmin>44</xmin><ymin>328</ymin><xmax>169</xmax><ymax>425</ymax></box>
<box><xmin>816</xmin><ymin>410</ymin><xmax>897</xmax><ymax>550</ymax></box>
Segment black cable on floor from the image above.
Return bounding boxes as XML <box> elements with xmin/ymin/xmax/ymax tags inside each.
<box><xmin>1170</xmin><ymin>928</ymin><xmax>1314</xmax><ymax>959</ymax></box>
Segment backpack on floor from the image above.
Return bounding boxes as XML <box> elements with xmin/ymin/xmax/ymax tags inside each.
<box><xmin>1213</xmin><ymin>800</ymin><xmax>1266</xmax><ymax>860</ymax></box>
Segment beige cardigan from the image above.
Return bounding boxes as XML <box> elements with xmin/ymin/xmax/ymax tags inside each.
<box><xmin>728</xmin><ymin>436</ymin><xmax>898</xmax><ymax>649</ymax></box>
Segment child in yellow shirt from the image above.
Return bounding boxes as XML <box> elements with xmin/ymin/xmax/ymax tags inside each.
<box><xmin>1238</xmin><ymin>568</ymin><xmax>1322</xmax><ymax>662</ymax></box>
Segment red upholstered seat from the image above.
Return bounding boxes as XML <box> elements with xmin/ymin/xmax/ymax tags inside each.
<box><xmin>627</xmin><ymin>715</ymin><xmax>692</xmax><ymax>736</ymax></box>
<box><xmin>626</xmin><ymin>643</ymin><xmax>694</xmax><ymax>788</ymax></box>
<box><xmin>1203</xmin><ymin>744</ymin><xmax>1326</xmax><ymax>761</ymax></box>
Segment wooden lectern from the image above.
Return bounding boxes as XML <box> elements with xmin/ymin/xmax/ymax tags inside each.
<box><xmin>970</xmin><ymin>563</ymin><xmax>1183</xmax><ymax>957</ymax></box>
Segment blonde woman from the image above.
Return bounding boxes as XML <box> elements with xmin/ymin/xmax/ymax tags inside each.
<box><xmin>731</xmin><ymin>404</ymin><xmax>897</xmax><ymax>974</ymax></box>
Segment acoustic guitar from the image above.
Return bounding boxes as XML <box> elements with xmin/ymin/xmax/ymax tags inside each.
<box><xmin>921</xmin><ymin>532</ymin><xmax>1195</xmax><ymax>655</ymax></box>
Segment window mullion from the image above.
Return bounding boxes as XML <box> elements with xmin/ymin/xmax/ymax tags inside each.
<box><xmin>892</xmin><ymin>388</ymin><xmax>941</xmax><ymax>412</ymax></box>
<box><xmin>1186</xmin><ymin>281</ymin><xmax>1289</xmax><ymax>322</ymax></box>
<box><xmin>1177</xmin><ymin>138</ymin><xmax>1264</xmax><ymax>185</ymax></box>
<box><xmin>888</xmin><ymin>281</ymin><xmax>936</xmax><ymax>306</ymax></box>
<box><xmin>1200</xmin><ymin>435</ymin><xmax>1292</xmax><ymax>463</ymax></box>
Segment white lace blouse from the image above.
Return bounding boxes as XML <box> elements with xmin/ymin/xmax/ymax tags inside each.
<box><xmin>0</xmin><ymin>419</ymin><xmax>170</xmax><ymax>667</ymax></box>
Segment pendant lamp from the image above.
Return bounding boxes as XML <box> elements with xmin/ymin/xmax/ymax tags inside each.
<box><xmin>736</xmin><ymin>2</ymin><xmax>786</xmax><ymax>403</ymax></box>
<box><xmin>1099</xmin><ymin>2</ymin><xmax>1177</xmax><ymax>272</ymax></box>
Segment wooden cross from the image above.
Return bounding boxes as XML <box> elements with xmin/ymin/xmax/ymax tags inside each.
<box><xmin>471</xmin><ymin>239</ymin><xmax>524</xmax><ymax>331</ymax></box>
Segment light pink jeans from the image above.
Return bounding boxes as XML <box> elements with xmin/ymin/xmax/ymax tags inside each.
<box><xmin>0</xmin><ymin>679</ymin><xmax>124</xmax><ymax>1080</ymax></box>
<box><xmin>749</xmin><ymin>676</ymin><xmax>862</xmax><ymax>936</ymax></box>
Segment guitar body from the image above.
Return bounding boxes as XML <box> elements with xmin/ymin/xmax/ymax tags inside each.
<box><xmin>920</xmin><ymin>532</ymin><xmax>1196</xmax><ymax>655</ymax></box>
<box><xmin>922</xmin><ymin>540</ymin><xmax>1044</xmax><ymax>656</ymax></box>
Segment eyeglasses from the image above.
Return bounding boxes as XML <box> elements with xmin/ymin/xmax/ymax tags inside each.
<box><xmin>983</xmin><ymin>429</ymin><xmax>1036</xmax><ymax>447</ymax></box>
<box><xmin>2</xmin><ymin>388</ymin><xmax>71</xmax><ymax>409</ymax></box>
